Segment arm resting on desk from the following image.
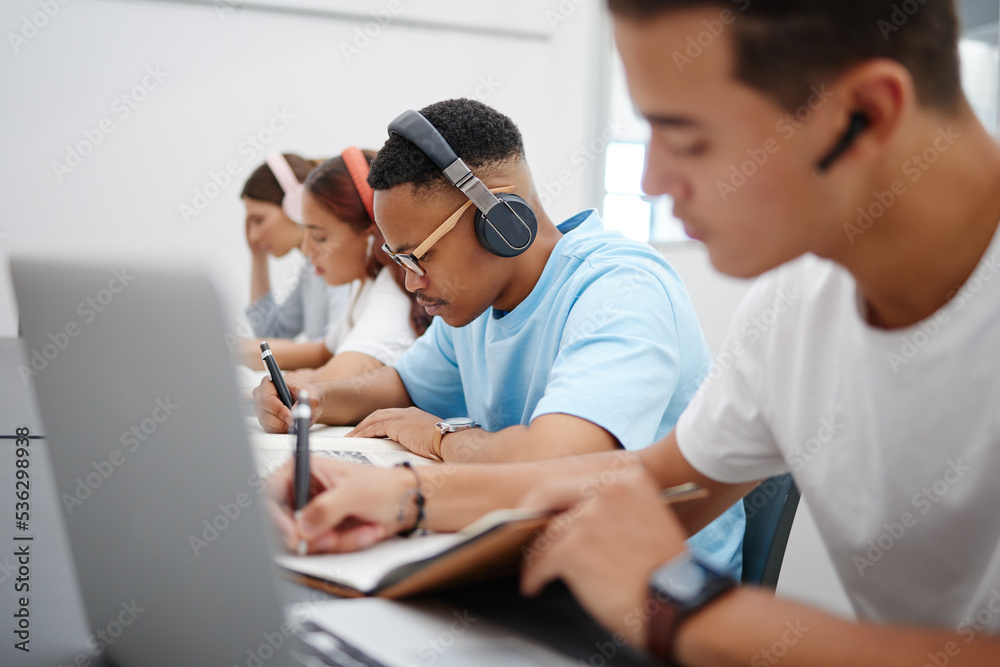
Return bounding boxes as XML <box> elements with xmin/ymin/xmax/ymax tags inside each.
<box><xmin>440</xmin><ymin>413</ymin><xmax>620</xmax><ymax>463</ymax></box>
<box><xmin>346</xmin><ymin>410</ymin><xmax>620</xmax><ymax>463</ymax></box>
<box><xmin>675</xmin><ymin>589</ymin><xmax>1000</xmax><ymax>667</ymax></box>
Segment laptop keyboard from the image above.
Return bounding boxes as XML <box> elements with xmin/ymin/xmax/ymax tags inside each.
<box><xmin>292</xmin><ymin>621</ymin><xmax>389</xmax><ymax>667</ymax></box>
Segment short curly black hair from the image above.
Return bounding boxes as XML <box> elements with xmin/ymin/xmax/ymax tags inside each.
<box><xmin>367</xmin><ymin>98</ymin><xmax>525</xmax><ymax>192</ymax></box>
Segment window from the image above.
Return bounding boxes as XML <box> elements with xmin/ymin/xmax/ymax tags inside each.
<box><xmin>601</xmin><ymin>52</ymin><xmax>689</xmax><ymax>244</ymax></box>
<box><xmin>960</xmin><ymin>2</ymin><xmax>999</xmax><ymax>134</ymax></box>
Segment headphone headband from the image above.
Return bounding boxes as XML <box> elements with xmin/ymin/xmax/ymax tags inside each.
<box><xmin>264</xmin><ymin>153</ymin><xmax>305</xmax><ymax>223</ymax></box>
<box><xmin>387</xmin><ymin>110</ymin><xmax>502</xmax><ymax>216</ymax></box>
<box><xmin>386</xmin><ymin>108</ymin><xmax>536</xmax><ymax>258</ymax></box>
<box><xmin>342</xmin><ymin>147</ymin><xmax>375</xmax><ymax>222</ymax></box>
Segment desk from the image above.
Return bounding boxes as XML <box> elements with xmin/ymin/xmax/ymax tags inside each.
<box><xmin>0</xmin><ymin>339</ymin><xmax>656</xmax><ymax>666</ymax></box>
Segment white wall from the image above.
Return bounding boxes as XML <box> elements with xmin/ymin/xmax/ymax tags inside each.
<box><xmin>0</xmin><ymin>0</ymin><xmax>607</xmax><ymax>335</ymax></box>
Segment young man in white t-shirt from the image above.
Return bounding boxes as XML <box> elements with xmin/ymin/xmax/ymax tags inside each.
<box><xmin>266</xmin><ymin>0</ymin><xmax>1000</xmax><ymax>663</ymax></box>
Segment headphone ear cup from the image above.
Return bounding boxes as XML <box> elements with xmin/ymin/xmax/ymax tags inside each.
<box><xmin>282</xmin><ymin>188</ymin><xmax>304</xmax><ymax>224</ymax></box>
<box><xmin>474</xmin><ymin>194</ymin><xmax>537</xmax><ymax>258</ymax></box>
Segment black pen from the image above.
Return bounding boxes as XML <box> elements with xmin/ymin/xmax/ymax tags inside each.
<box><xmin>260</xmin><ymin>341</ymin><xmax>293</xmax><ymax>410</ymax></box>
<box><xmin>293</xmin><ymin>390</ymin><xmax>311</xmax><ymax>556</ymax></box>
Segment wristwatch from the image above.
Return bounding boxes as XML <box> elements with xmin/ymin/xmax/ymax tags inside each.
<box><xmin>646</xmin><ymin>551</ymin><xmax>736</xmax><ymax>664</ymax></box>
<box><xmin>430</xmin><ymin>417</ymin><xmax>481</xmax><ymax>459</ymax></box>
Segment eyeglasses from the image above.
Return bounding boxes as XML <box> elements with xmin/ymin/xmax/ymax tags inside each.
<box><xmin>381</xmin><ymin>186</ymin><xmax>515</xmax><ymax>277</ymax></box>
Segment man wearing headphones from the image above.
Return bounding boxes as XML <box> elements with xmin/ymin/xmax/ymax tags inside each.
<box><xmin>255</xmin><ymin>97</ymin><xmax>745</xmax><ymax>576</ymax></box>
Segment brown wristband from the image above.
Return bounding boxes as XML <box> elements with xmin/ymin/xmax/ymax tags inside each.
<box><xmin>646</xmin><ymin>597</ymin><xmax>681</xmax><ymax>665</ymax></box>
<box><xmin>394</xmin><ymin>462</ymin><xmax>425</xmax><ymax>537</ymax></box>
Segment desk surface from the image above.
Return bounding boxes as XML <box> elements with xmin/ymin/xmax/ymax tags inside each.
<box><xmin>0</xmin><ymin>338</ymin><xmax>655</xmax><ymax>667</ymax></box>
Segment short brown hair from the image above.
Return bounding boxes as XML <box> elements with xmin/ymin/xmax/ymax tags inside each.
<box><xmin>607</xmin><ymin>0</ymin><xmax>962</xmax><ymax>112</ymax></box>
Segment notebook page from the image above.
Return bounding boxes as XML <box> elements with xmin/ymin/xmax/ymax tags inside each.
<box><xmin>275</xmin><ymin>533</ymin><xmax>464</xmax><ymax>594</ymax></box>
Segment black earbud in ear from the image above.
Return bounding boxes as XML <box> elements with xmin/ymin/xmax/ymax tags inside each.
<box><xmin>816</xmin><ymin>112</ymin><xmax>870</xmax><ymax>173</ymax></box>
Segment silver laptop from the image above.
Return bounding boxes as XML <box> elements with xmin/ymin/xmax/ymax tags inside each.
<box><xmin>11</xmin><ymin>257</ymin><xmax>574</xmax><ymax>667</ymax></box>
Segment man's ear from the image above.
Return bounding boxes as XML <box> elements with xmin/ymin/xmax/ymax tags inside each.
<box><xmin>822</xmin><ymin>58</ymin><xmax>913</xmax><ymax>171</ymax></box>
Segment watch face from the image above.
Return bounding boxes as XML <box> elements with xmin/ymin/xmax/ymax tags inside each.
<box><xmin>442</xmin><ymin>417</ymin><xmax>476</xmax><ymax>427</ymax></box>
<box><xmin>650</xmin><ymin>554</ymin><xmax>735</xmax><ymax>618</ymax></box>
<box><xmin>653</xmin><ymin>556</ymin><xmax>709</xmax><ymax>600</ymax></box>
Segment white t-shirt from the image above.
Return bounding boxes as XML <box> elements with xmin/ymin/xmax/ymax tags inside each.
<box><xmin>324</xmin><ymin>266</ymin><xmax>416</xmax><ymax>365</ymax></box>
<box><xmin>677</xmin><ymin>223</ymin><xmax>1000</xmax><ymax>632</ymax></box>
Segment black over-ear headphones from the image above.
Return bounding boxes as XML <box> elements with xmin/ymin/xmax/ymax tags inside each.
<box><xmin>387</xmin><ymin>110</ymin><xmax>537</xmax><ymax>258</ymax></box>
<box><xmin>816</xmin><ymin>112</ymin><xmax>870</xmax><ymax>173</ymax></box>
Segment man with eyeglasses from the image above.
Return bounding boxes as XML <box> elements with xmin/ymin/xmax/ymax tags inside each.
<box><xmin>254</xmin><ymin>97</ymin><xmax>744</xmax><ymax>575</ymax></box>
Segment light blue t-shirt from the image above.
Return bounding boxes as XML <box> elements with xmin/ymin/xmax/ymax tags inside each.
<box><xmin>394</xmin><ymin>210</ymin><xmax>744</xmax><ymax>576</ymax></box>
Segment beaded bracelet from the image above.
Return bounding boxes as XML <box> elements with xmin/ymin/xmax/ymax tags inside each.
<box><xmin>395</xmin><ymin>462</ymin><xmax>425</xmax><ymax>537</ymax></box>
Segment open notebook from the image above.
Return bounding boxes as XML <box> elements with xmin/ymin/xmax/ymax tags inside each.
<box><xmin>247</xmin><ymin>420</ymin><xmax>431</xmax><ymax>475</ymax></box>
<box><xmin>245</xmin><ymin>418</ymin><xmax>528</xmax><ymax>598</ymax></box>
<box><xmin>275</xmin><ymin>507</ymin><xmax>551</xmax><ymax>598</ymax></box>
<box><xmin>273</xmin><ymin>483</ymin><xmax>706</xmax><ymax>600</ymax></box>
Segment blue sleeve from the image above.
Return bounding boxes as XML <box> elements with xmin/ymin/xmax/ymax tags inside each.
<box><xmin>531</xmin><ymin>266</ymin><xmax>681</xmax><ymax>451</ymax></box>
<box><xmin>392</xmin><ymin>318</ymin><xmax>467</xmax><ymax>418</ymax></box>
<box><xmin>246</xmin><ymin>271</ymin><xmax>306</xmax><ymax>339</ymax></box>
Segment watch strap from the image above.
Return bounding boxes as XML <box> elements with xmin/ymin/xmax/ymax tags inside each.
<box><xmin>645</xmin><ymin>554</ymin><xmax>736</xmax><ymax>665</ymax></box>
<box><xmin>646</xmin><ymin>597</ymin><xmax>681</xmax><ymax>666</ymax></box>
<box><xmin>430</xmin><ymin>424</ymin><xmax>445</xmax><ymax>461</ymax></box>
